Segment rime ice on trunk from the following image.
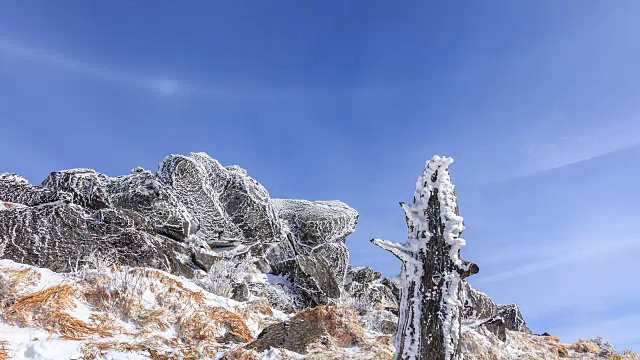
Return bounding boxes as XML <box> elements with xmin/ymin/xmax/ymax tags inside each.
<box><xmin>372</xmin><ymin>156</ymin><xmax>478</xmax><ymax>360</ymax></box>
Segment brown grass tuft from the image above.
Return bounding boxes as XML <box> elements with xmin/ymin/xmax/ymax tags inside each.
<box><xmin>569</xmin><ymin>339</ymin><xmax>601</xmax><ymax>353</ymax></box>
<box><xmin>0</xmin><ymin>266</ymin><xmax>42</xmax><ymax>308</ymax></box>
<box><xmin>0</xmin><ymin>340</ymin><xmax>9</xmax><ymax>360</ymax></box>
<box><xmin>224</xmin><ymin>347</ymin><xmax>260</xmax><ymax>360</ymax></box>
<box><xmin>3</xmin><ymin>283</ymin><xmax>77</xmax><ymax>325</ymax></box>
<box><xmin>179</xmin><ymin>306</ymin><xmax>252</xmax><ymax>343</ymax></box>
<box><xmin>293</xmin><ymin>305</ymin><xmax>367</xmax><ymax>348</ymax></box>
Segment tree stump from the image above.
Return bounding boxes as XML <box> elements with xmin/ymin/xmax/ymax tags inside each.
<box><xmin>372</xmin><ymin>156</ymin><xmax>478</xmax><ymax>360</ymax></box>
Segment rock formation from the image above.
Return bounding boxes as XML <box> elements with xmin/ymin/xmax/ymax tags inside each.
<box><xmin>372</xmin><ymin>156</ymin><xmax>479</xmax><ymax>360</ymax></box>
<box><xmin>0</xmin><ymin>152</ymin><xmax>357</xmax><ymax>307</ymax></box>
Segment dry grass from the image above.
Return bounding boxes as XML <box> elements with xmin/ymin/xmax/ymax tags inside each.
<box><xmin>0</xmin><ymin>340</ymin><xmax>9</xmax><ymax>360</ymax></box>
<box><xmin>224</xmin><ymin>347</ymin><xmax>260</xmax><ymax>360</ymax></box>
<box><xmin>1</xmin><ymin>202</ymin><xmax>17</xmax><ymax>209</ymax></box>
<box><xmin>293</xmin><ymin>305</ymin><xmax>367</xmax><ymax>348</ymax></box>
<box><xmin>0</xmin><ymin>264</ymin><xmax>268</xmax><ymax>359</ymax></box>
<box><xmin>81</xmin><ymin>338</ymin><xmax>221</xmax><ymax>360</ymax></box>
<box><xmin>0</xmin><ymin>266</ymin><xmax>42</xmax><ymax>308</ymax></box>
<box><xmin>3</xmin><ymin>283</ymin><xmax>78</xmax><ymax>325</ymax></box>
<box><xmin>569</xmin><ymin>340</ymin><xmax>601</xmax><ymax>354</ymax></box>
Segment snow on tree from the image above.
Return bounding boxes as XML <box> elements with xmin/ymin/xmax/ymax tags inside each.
<box><xmin>372</xmin><ymin>156</ymin><xmax>479</xmax><ymax>360</ymax></box>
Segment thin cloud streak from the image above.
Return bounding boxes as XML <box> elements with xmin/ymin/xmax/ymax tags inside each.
<box><xmin>0</xmin><ymin>35</ymin><xmax>393</xmax><ymax>101</ymax></box>
<box><xmin>0</xmin><ymin>35</ymin><xmax>279</xmax><ymax>99</ymax></box>
<box><xmin>476</xmin><ymin>237</ymin><xmax>640</xmax><ymax>284</ymax></box>
<box><xmin>0</xmin><ymin>35</ymin><xmax>184</xmax><ymax>94</ymax></box>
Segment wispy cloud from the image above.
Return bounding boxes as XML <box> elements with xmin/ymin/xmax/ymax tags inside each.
<box><xmin>0</xmin><ymin>35</ymin><xmax>391</xmax><ymax>101</ymax></box>
<box><xmin>525</xmin><ymin>119</ymin><xmax>640</xmax><ymax>173</ymax></box>
<box><xmin>0</xmin><ymin>35</ymin><xmax>192</xmax><ymax>95</ymax></box>
<box><xmin>476</xmin><ymin>237</ymin><xmax>640</xmax><ymax>284</ymax></box>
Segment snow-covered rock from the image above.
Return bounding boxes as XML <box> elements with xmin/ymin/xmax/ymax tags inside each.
<box><xmin>0</xmin><ymin>152</ymin><xmax>360</xmax><ymax>306</ymax></box>
<box><xmin>158</xmin><ymin>152</ymin><xmax>284</xmax><ymax>247</ymax></box>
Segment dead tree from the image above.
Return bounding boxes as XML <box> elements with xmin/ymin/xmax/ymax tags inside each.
<box><xmin>372</xmin><ymin>156</ymin><xmax>478</xmax><ymax>360</ymax></box>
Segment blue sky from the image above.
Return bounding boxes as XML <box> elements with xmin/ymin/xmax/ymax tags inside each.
<box><xmin>1</xmin><ymin>0</ymin><xmax>639</xmax><ymax>351</ymax></box>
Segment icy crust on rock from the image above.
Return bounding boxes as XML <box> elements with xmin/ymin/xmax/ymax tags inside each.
<box><xmin>0</xmin><ymin>152</ymin><xmax>363</xmax><ymax>307</ymax></box>
<box><xmin>104</xmin><ymin>168</ymin><xmax>199</xmax><ymax>242</ymax></box>
<box><xmin>270</xmin><ymin>199</ymin><xmax>359</xmax><ymax>247</ymax></box>
<box><xmin>0</xmin><ymin>201</ymin><xmax>196</xmax><ymax>276</ymax></box>
<box><xmin>0</xmin><ymin>173</ymin><xmax>69</xmax><ymax>207</ymax></box>
<box><xmin>157</xmin><ymin>152</ymin><xmax>284</xmax><ymax>246</ymax></box>
<box><xmin>265</xmin><ymin>199</ymin><xmax>358</xmax><ymax>306</ymax></box>
<box><xmin>41</xmin><ymin>168</ymin><xmax>111</xmax><ymax>210</ymax></box>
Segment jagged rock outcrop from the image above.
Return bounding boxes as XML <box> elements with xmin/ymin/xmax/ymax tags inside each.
<box><xmin>0</xmin><ymin>152</ymin><xmax>359</xmax><ymax>307</ymax></box>
<box><xmin>345</xmin><ymin>266</ymin><xmax>398</xmax><ymax>311</ymax></box>
<box><xmin>41</xmin><ymin>168</ymin><xmax>111</xmax><ymax>210</ymax></box>
<box><xmin>0</xmin><ymin>173</ymin><xmax>69</xmax><ymax>206</ymax></box>
<box><xmin>462</xmin><ymin>282</ymin><xmax>498</xmax><ymax>322</ymax></box>
<box><xmin>0</xmin><ymin>201</ymin><xmax>196</xmax><ymax>276</ymax></box>
<box><xmin>104</xmin><ymin>168</ymin><xmax>200</xmax><ymax>242</ymax></box>
<box><xmin>157</xmin><ymin>153</ymin><xmax>284</xmax><ymax>247</ymax></box>
<box><xmin>372</xmin><ymin>156</ymin><xmax>479</xmax><ymax>360</ymax></box>
<box><xmin>496</xmin><ymin>304</ymin><xmax>531</xmax><ymax>334</ymax></box>
<box><xmin>265</xmin><ymin>198</ymin><xmax>359</xmax><ymax>306</ymax></box>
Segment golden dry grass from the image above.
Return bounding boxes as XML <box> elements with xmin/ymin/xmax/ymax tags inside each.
<box><xmin>1</xmin><ymin>202</ymin><xmax>17</xmax><ymax>209</ymax></box>
<box><xmin>0</xmin><ymin>340</ymin><xmax>9</xmax><ymax>360</ymax></box>
<box><xmin>224</xmin><ymin>347</ymin><xmax>260</xmax><ymax>360</ymax></box>
<box><xmin>569</xmin><ymin>340</ymin><xmax>600</xmax><ymax>354</ymax></box>
<box><xmin>0</xmin><ymin>264</ymin><xmax>266</xmax><ymax>359</ymax></box>
<box><xmin>293</xmin><ymin>305</ymin><xmax>367</xmax><ymax>348</ymax></box>
<box><xmin>3</xmin><ymin>283</ymin><xmax>78</xmax><ymax>325</ymax></box>
<box><xmin>0</xmin><ymin>266</ymin><xmax>42</xmax><ymax>308</ymax></box>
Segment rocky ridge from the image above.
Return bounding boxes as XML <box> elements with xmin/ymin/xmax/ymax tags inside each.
<box><xmin>0</xmin><ymin>152</ymin><xmax>634</xmax><ymax>359</ymax></box>
<box><xmin>0</xmin><ymin>152</ymin><xmax>363</xmax><ymax>309</ymax></box>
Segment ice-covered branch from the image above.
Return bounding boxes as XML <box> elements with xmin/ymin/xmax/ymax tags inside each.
<box><xmin>370</xmin><ymin>238</ymin><xmax>412</xmax><ymax>262</ymax></box>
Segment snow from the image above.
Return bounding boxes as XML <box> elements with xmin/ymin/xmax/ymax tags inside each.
<box><xmin>0</xmin><ymin>323</ymin><xmax>83</xmax><ymax>360</ymax></box>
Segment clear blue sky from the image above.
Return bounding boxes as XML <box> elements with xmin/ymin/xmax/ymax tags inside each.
<box><xmin>1</xmin><ymin>0</ymin><xmax>639</xmax><ymax>351</ymax></box>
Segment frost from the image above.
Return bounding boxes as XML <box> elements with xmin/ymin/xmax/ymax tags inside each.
<box><xmin>372</xmin><ymin>155</ymin><xmax>476</xmax><ymax>360</ymax></box>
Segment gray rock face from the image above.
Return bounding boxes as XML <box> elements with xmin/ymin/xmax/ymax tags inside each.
<box><xmin>271</xmin><ymin>199</ymin><xmax>358</xmax><ymax>247</ymax></box>
<box><xmin>247</xmin><ymin>319</ymin><xmax>329</xmax><ymax>354</ymax></box>
<box><xmin>460</xmin><ymin>282</ymin><xmax>532</xmax><ymax>338</ymax></box>
<box><xmin>0</xmin><ymin>152</ymin><xmax>362</xmax><ymax>309</ymax></box>
<box><xmin>273</xmin><ymin>255</ymin><xmax>342</xmax><ymax>307</ymax></box>
<box><xmin>265</xmin><ymin>199</ymin><xmax>358</xmax><ymax>306</ymax></box>
<box><xmin>41</xmin><ymin>169</ymin><xmax>111</xmax><ymax>210</ymax></box>
<box><xmin>104</xmin><ymin>169</ymin><xmax>199</xmax><ymax>242</ymax></box>
<box><xmin>462</xmin><ymin>282</ymin><xmax>498</xmax><ymax>322</ymax></box>
<box><xmin>157</xmin><ymin>153</ymin><xmax>284</xmax><ymax>247</ymax></box>
<box><xmin>497</xmin><ymin>304</ymin><xmax>531</xmax><ymax>334</ymax></box>
<box><xmin>481</xmin><ymin>317</ymin><xmax>507</xmax><ymax>341</ymax></box>
<box><xmin>0</xmin><ymin>202</ymin><xmax>195</xmax><ymax>276</ymax></box>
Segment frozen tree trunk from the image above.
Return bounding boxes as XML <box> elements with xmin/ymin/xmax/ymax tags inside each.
<box><xmin>372</xmin><ymin>156</ymin><xmax>478</xmax><ymax>360</ymax></box>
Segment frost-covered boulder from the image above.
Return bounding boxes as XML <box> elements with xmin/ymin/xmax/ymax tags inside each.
<box><xmin>265</xmin><ymin>199</ymin><xmax>358</xmax><ymax>306</ymax></box>
<box><xmin>0</xmin><ymin>173</ymin><xmax>69</xmax><ymax>206</ymax></box>
<box><xmin>157</xmin><ymin>152</ymin><xmax>284</xmax><ymax>246</ymax></box>
<box><xmin>41</xmin><ymin>168</ymin><xmax>111</xmax><ymax>210</ymax></box>
<box><xmin>345</xmin><ymin>266</ymin><xmax>398</xmax><ymax>311</ymax></box>
<box><xmin>461</xmin><ymin>282</ymin><xmax>498</xmax><ymax>322</ymax></box>
<box><xmin>105</xmin><ymin>168</ymin><xmax>199</xmax><ymax>242</ymax></box>
<box><xmin>271</xmin><ymin>198</ymin><xmax>358</xmax><ymax>247</ymax></box>
<box><xmin>0</xmin><ymin>202</ymin><xmax>197</xmax><ymax>276</ymax></box>
<box><xmin>0</xmin><ymin>152</ymin><xmax>363</xmax><ymax>308</ymax></box>
<box><xmin>497</xmin><ymin>304</ymin><xmax>531</xmax><ymax>334</ymax></box>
